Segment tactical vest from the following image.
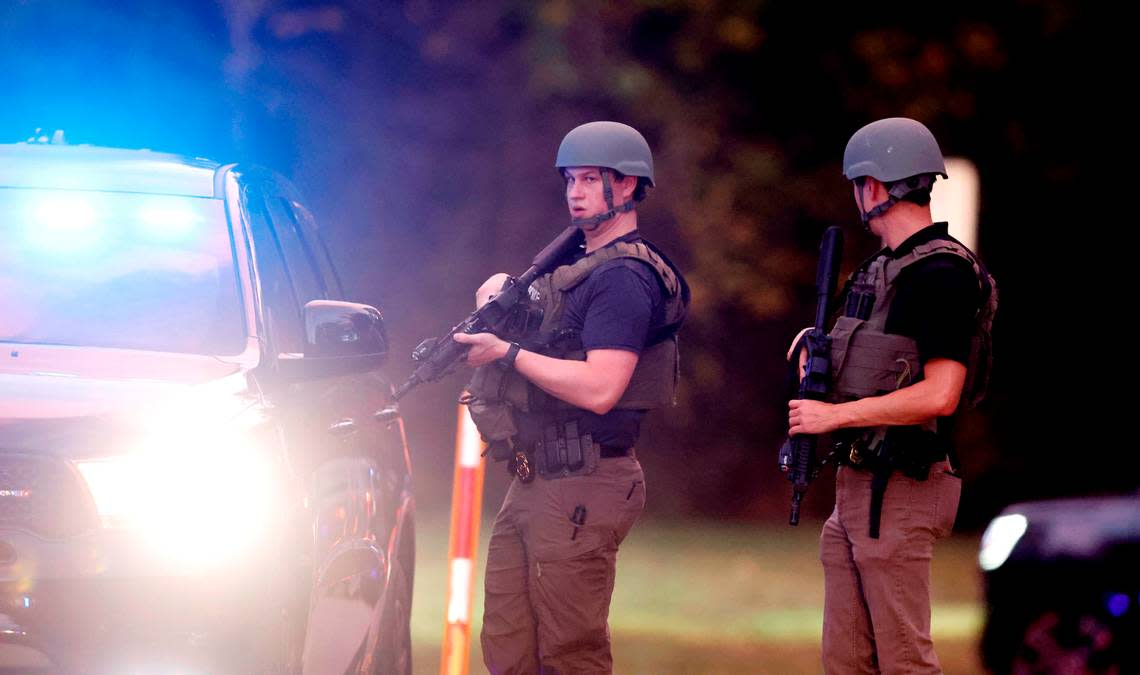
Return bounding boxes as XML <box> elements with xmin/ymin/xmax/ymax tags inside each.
<box><xmin>466</xmin><ymin>240</ymin><xmax>686</xmax><ymax>427</ymax></box>
<box><xmin>829</xmin><ymin>236</ymin><xmax>998</xmax><ymax>416</ymax></box>
<box><xmin>526</xmin><ymin>240</ymin><xmax>686</xmax><ymax>411</ymax></box>
<box><xmin>829</xmin><ymin>235</ymin><xmax>997</xmax><ymax>539</ymax></box>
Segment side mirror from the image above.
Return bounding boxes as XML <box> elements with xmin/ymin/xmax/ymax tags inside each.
<box><xmin>277</xmin><ymin>301</ymin><xmax>389</xmax><ymax>380</ymax></box>
<box><xmin>304</xmin><ymin>300</ymin><xmax>388</xmax><ymax>359</ymax></box>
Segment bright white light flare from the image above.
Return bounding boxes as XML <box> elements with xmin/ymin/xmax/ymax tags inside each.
<box><xmin>76</xmin><ymin>430</ymin><xmax>277</xmax><ymax>570</ymax></box>
<box><xmin>978</xmin><ymin>513</ymin><xmax>1028</xmax><ymax>571</ymax></box>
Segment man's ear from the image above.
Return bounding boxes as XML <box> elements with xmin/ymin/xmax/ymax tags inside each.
<box><xmin>866</xmin><ymin>177</ymin><xmax>889</xmax><ymax>201</ymax></box>
<box><xmin>617</xmin><ymin>174</ymin><xmax>638</xmax><ymax>201</ymax></box>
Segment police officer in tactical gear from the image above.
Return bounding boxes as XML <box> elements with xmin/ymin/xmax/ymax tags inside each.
<box><xmin>455</xmin><ymin>121</ymin><xmax>688</xmax><ymax>674</ymax></box>
<box><xmin>788</xmin><ymin>117</ymin><xmax>997</xmax><ymax>674</ymax></box>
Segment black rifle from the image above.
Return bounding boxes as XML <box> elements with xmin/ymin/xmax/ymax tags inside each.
<box><xmin>392</xmin><ymin>226</ymin><xmax>584</xmax><ymax>400</ymax></box>
<box><xmin>778</xmin><ymin>226</ymin><xmax>844</xmax><ymax>525</ymax></box>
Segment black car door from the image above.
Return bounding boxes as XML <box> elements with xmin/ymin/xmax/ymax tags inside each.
<box><xmin>241</xmin><ymin>176</ymin><xmax>412</xmax><ymax>672</ymax></box>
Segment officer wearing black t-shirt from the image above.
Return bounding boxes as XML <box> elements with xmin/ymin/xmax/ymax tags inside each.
<box><xmin>853</xmin><ymin>221</ymin><xmax>985</xmax><ymax>461</ymax></box>
<box><xmin>511</xmin><ymin>233</ymin><xmax>668</xmax><ymax>452</ymax></box>
<box><xmin>787</xmin><ymin>118</ymin><xmax>996</xmax><ymax>674</ymax></box>
<box><xmin>456</xmin><ymin>121</ymin><xmax>688</xmax><ymax>674</ymax></box>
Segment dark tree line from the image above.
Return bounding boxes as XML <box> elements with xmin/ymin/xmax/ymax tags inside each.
<box><xmin>1</xmin><ymin>0</ymin><xmax>1104</xmax><ymax>525</ymax></box>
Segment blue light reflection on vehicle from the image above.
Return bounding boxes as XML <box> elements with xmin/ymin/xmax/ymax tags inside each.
<box><xmin>22</xmin><ymin>192</ymin><xmax>202</xmax><ymax>255</ymax></box>
<box><xmin>137</xmin><ymin>196</ymin><xmax>201</xmax><ymax>241</ymax></box>
<box><xmin>1</xmin><ymin>188</ymin><xmax>244</xmax><ymax>354</ymax></box>
<box><xmin>27</xmin><ymin>193</ymin><xmax>103</xmax><ymax>254</ymax></box>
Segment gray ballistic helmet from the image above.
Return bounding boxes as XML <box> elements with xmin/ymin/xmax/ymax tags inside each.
<box><xmin>555</xmin><ymin>121</ymin><xmax>655</xmax><ymax>187</ymax></box>
<box><xmin>842</xmin><ymin>117</ymin><xmax>947</xmax><ymax>183</ymax></box>
<box><xmin>844</xmin><ymin>117</ymin><xmax>947</xmax><ymax>221</ymax></box>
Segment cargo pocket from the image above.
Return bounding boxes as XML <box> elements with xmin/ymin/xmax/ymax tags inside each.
<box><xmin>529</xmin><ymin>547</ymin><xmax>616</xmax><ymax>661</ymax></box>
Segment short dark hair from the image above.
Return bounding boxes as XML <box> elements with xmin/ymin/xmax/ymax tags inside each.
<box><xmin>900</xmin><ymin>190</ymin><xmax>931</xmax><ymax>206</ymax></box>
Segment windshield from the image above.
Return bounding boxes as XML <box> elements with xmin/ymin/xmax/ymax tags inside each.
<box><xmin>0</xmin><ymin>188</ymin><xmax>245</xmax><ymax>355</ymax></box>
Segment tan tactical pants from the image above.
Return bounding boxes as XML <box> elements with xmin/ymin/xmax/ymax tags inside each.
<box><xmin>481</xmin><ymin>455</ymin><xmax>646</xmax><ymax>675</ymax></box>
<box><xmin>820</xmin><ymin>461</ymin><xmax>961</xmax><ymax>674</ymax></box>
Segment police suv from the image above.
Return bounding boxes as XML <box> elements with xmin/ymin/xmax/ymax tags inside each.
<box><xmin>0</xmin><ymin>138</ymin><xmax>414</xmax><ymax>673</ymax></box>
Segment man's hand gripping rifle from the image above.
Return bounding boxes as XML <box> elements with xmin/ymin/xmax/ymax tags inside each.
<box><xmin>778</xmin><ymin>226</ymin><xmax>843</xmax><ymax>525</ymax></box>
<box><xmin>392</xmin><ymin>226</ymin><xmax>584</xmax><ymax>400</ymax></box>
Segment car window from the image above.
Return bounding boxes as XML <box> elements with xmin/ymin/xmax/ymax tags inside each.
<box><xmin>0</xmin><ymin>188</ymin><xmax>245</xmax><ymax>355</ymax></box>
<box><xmin>286</xmin><ymin>199</ymin><xmax>344</xmax><ymax>298</ymax></box>
<box><xmin>265</xmin><ymin>196</ymin><xmax>326</xmax><ymax>305</ymax></box>
<box><xmin>243</xmin><ymin>185</ymin><xmax>305</xmax><ymax>355</ymax></box>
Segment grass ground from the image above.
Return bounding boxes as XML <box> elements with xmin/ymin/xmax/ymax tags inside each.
<box><xmin>410</xmin><ymin>511</ymin><xmax>986</xmax><ymax>674</ymax></box>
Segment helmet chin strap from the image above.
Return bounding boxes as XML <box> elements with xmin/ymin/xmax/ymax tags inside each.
<box><xmin>854</xmin><ymin>179</ymin><xmax>881</xmax><ymax>231</ymax></box>
<box><xmin>571</xmin><ymin>169</ymin><xmax>636</xmax><ymax>230</ymax></box>
<box><xmin>855</xmin><ymin>174</ymin><xmax>937</xmax><ymax>224</ymax></box>
<box><xmin>860</xmin><ymin>194</ymin><xmax>897</xmax><ymax>223</ymax></box>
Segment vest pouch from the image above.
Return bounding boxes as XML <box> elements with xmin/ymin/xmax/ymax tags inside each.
<box><xmin>467</xmin><ymin>364</ymin><xmax>503</xmax><ymax>402</ymax></box>
<box><xmin>828</xmin><ymin>316</ymin><xmax>865</xmax><ymax>381</ymax></box>
<box><xmin>535</xmin><ymin>421</ymin><xmax>598</xmax><ymax>479</ymax></box>
<box><xmin>831</xmin><ymin>318</ymin><xmax>922</xmax><ymax>401</ymax></box>
<box><xmin>465</xmin><ymin>395</ymin><xmax>518</xmax><ymax>445</ymax></box>
<box><xmin>468</xmin><ymin>363</ymin><xmax>531</xmax><ymax>411</ymax></box>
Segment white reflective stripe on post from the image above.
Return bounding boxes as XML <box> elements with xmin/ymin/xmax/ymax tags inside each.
<box><xmin>441</xmin><ymin>403</ymin><xmax>486</xmax><ymax>675</ymax></box>
<box><xmin>447</xmin><ymin>557</ymin><xmax>474</xmax><ymax>624</ymax></box>
<box><xmin>458</xmin><ymin>409</ymin><xmax>483</xmax><ymax>468</ymax></box>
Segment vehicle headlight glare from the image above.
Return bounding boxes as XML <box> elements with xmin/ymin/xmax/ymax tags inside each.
<box><xmin>76</xmin><ymin>434</ymin><xmax>277</xmax><ymax>568</ymax></box>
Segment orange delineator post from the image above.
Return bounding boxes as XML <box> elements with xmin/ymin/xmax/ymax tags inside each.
<box><xmin>441</xmin><ymin>403</ymin><xmax>487</xmax><ymax>675</ymax></box>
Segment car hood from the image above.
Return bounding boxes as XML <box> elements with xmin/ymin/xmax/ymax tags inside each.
<box><xmin>0</xmin><ymin>344</ymin><xmax>259</xmax><ymax>457</ymax></box>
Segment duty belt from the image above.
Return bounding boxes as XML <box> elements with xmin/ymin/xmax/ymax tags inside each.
<box><xmin>510</xmin><ymin>420</ymin><xmax>634</xmax><ymax>481</ymax></box>
<box><xmin>599</xmin><ymin>445</ymin><xmax>634</xmax><ymax>458</ymax></box>
<box><xmin>833</xmin><ymin>427</ymin><xmax>951</xmax><ymax>539</ymax></box>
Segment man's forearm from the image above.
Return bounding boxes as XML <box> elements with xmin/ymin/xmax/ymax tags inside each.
<box><xmin>514</xmin><ymin>349</ymin><xmax>634</xmax><ymax>415</ymax></box>
<box><xmin>832</xmin><ymin>361</ymin><xmax>964</xmax><ymax>429</ymax></box>
<box><xmin>456</xmin><ymin>332</ymin><xmax>638</xmax><ymax>415</ymax></box>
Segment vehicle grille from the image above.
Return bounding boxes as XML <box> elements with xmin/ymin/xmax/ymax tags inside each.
<box><xmin>0</xmin><ymin>454</ymin><xmax>97</xmax><ymax>538</ymax></box>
